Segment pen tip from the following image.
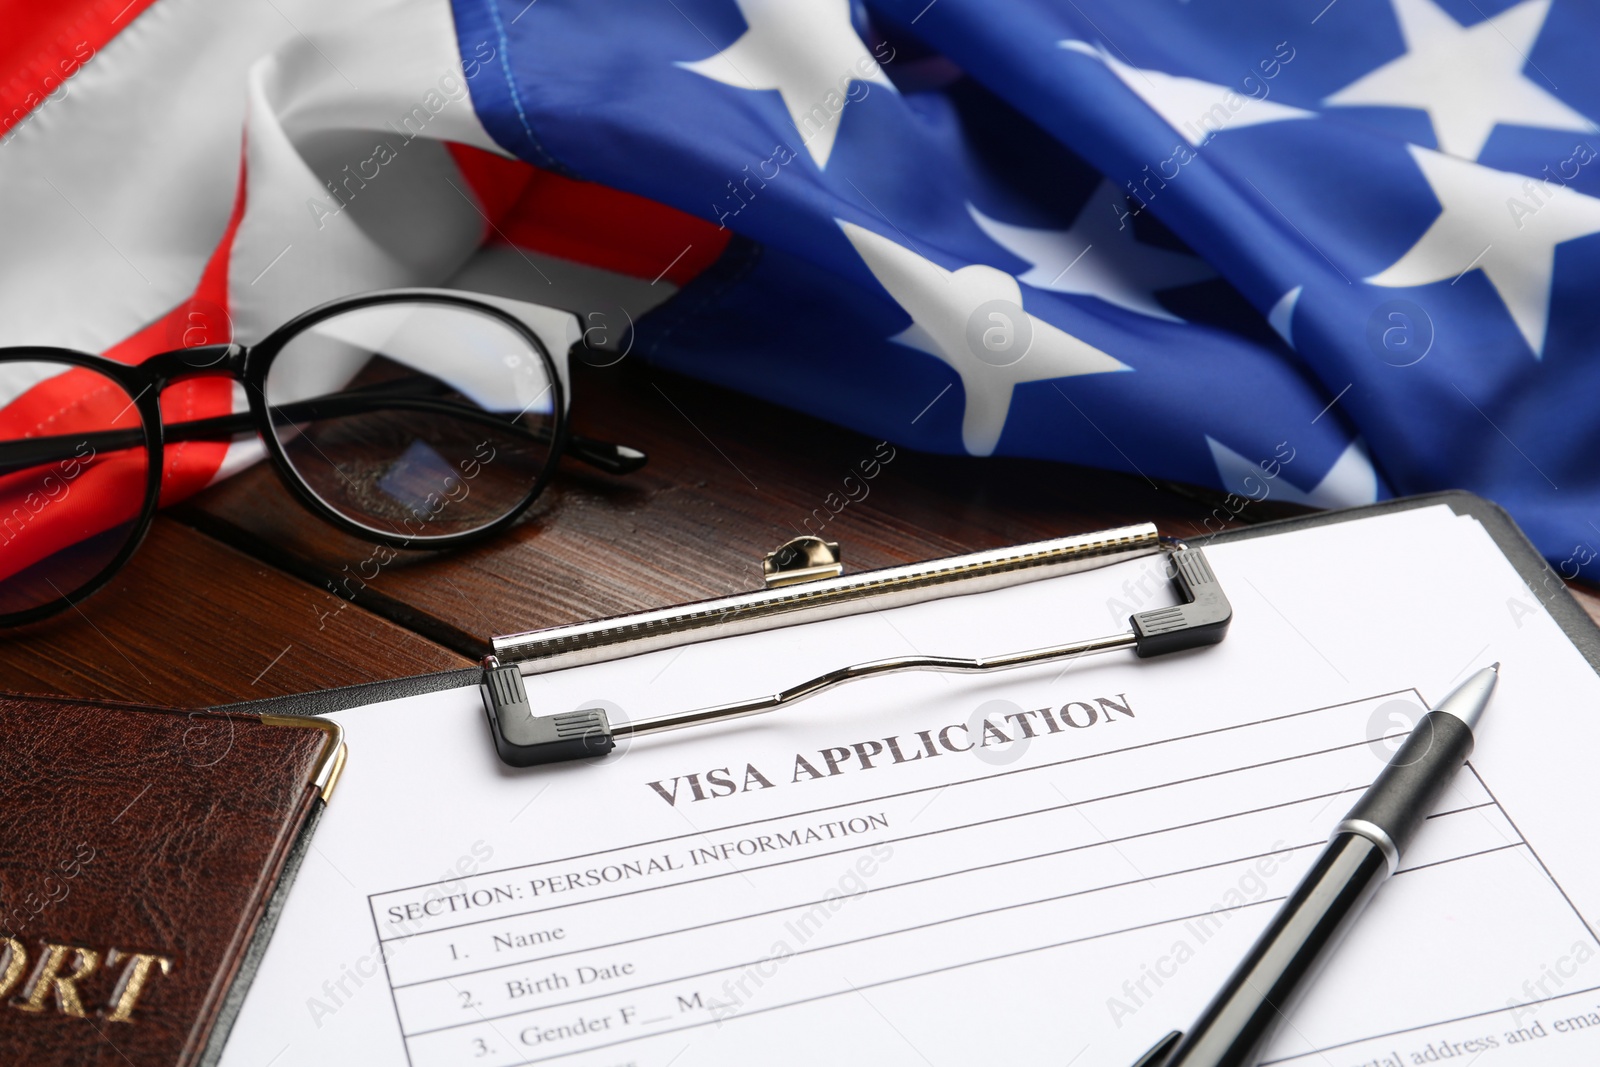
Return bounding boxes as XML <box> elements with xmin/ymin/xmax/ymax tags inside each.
<box><xmin>1435</xmin><ymin>665</ymin><xmax>1499</xmax><ymax>730</ymax></box>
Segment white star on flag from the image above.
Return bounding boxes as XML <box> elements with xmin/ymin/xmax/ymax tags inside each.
<box><xmin>1268</xmin><ymin>286</ymin><xmax>1304</xmax><ymax>347</ymax></box>
<box><xmin>838</xmin><ymin>220</ymin><xmax>1129</xmax><ymax>457</ymax></box>
<box><xmin>1060</xmin><ymin>40</ymin><xmax>1313</xmax><ymax>147</ymax></box>
<box><xmin>967</xmin><ymin>180</ymin><xmax>1214</xmax><ymax>322</ymax></box>
<box><xmin>1325</xmin><ymin>0</ymin><xmax>1594</xmax><ymax>161</ymax></box>
<box><xmin>1369</xmin><ymin>144</ymin><xmax>1600</xmax><ymax>357</ymax></box>
<box><xmin>680</xmin><ymin>0</ymin><xmax>894</xmax><ymax>168</ymax></box>
<box><xmin>1207</xmin><ymin>436</ymin><xmax>1378</xmax><ymax>508</ymax></box>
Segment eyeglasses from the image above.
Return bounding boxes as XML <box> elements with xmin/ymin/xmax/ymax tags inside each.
<box><xmin>0</xmin><ymin>289</ymin><xmax>645</xmax><ymax>627</ymax></box>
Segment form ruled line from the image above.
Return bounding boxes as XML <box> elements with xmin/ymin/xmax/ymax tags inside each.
<box><xmin>401</xmin><ymin>841</ymin><xmax>1534</xmax><ymax>1055</ymax></box>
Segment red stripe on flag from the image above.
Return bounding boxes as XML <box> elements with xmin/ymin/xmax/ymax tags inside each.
<box><xmin>107</xmin><ymin>144</ymin><xmax>250</xmax><ymax>504</ymax></box>
<box><xmin>446</xmin><ymin>144</ymin><xmax>730</xmax><ymax>286</ymax></box>
<box><xmin>0</xmin><ymin>0</ymin><xmax>164</xmax><ymax>140</ymax></box>
<box><xmin>0</xmin><ymin>368</ymin><xmax>151</xmax><ymax>584</ymax></box>
<box><xmin>0</xmin><ymin>141</ymin><xmax>248</xmax><ymax>584</ymax></box>
<box><xmin>446</xmin><ymin>143</ymin><xmax>535</xmax><ymax>232</ymax></box>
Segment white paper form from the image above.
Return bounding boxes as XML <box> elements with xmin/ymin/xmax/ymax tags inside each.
<box><xmin>220</xmin><ymin>506</ymin><xmax>1600</xmax><ymax>1067</ymax></box>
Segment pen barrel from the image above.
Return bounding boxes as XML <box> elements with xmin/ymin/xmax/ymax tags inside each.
<box><xmin>1162</xmin><ymin>834</ymin><xmax>1390</xmax><ymax>1067</ymax></box>
<box><xmin>1339</xmin><ymin>709</ymin><xmax>1476</xmax><ymax>863</ymax></box>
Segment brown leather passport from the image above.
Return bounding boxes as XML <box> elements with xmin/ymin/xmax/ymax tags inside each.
<box><xmin>0</xmin><ymin>694</ymin><xmax>345</xmax><ymax>1065</ymax></box>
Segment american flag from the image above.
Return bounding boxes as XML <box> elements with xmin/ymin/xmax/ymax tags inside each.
<box><xmin>3</xmin><ymin>0</ymin><xmax>1597</xmax><ymax>576</ymax></box>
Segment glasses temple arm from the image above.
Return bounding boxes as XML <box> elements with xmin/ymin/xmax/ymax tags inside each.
<box><xmin>337</xmin><ymin>378</ymin><xmax>646</xmax><ymax>473</ymax></box>
<box><xmin>566</xmin><ymin>434</ymin><xmax>647</xmax><ymax>475</ymax></box>
<box><xmin>0</xmin><ymin>426</ymin><xmax>150</xmax><ymax>475</ymax></box>
<box><xmin>264</xmin><ymin>395</ymin><xmax>648</xmax><ymax>472</ymax></box>
<box><xmin>0</xmin><ymin>393</ymin><xmax>648</xmax><ymax>475</ymax></box>
<box><xmin>0</xmin><ymin>411</ymin><xmax>261</xmax><ymax>476</ymax></box>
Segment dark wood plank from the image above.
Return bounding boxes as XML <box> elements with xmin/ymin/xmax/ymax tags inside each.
<box><xmin>0</xmin><ymin>518</ymin><xmax>470</xmax><ymax>706</ymax></box>
<box><xmin>176</xmin><ymin>362</ymin><xmax>1230</xmax><ymax>658</ymax></box>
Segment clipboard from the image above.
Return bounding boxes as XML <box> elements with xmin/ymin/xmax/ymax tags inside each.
<box><xmin>207</xmin><ymin>489</ymin><xmax>1600</xmax><ymax>1067</ymax></box>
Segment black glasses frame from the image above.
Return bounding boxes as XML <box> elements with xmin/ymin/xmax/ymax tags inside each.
<box><xmin>0</xmin><ymin>289</ymin><xmax>636</xmax><ymax>628</ymax></box>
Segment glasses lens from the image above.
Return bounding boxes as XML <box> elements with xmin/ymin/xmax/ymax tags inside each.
<box><xmin>0</xmin><ymin>359</ymin><xmax>151</xmax><ymax>619</ymax></box>
<box><xmin>263</xmin><ymin>301</ymin><xmax>560</xmax><ymax>541</ymax></box>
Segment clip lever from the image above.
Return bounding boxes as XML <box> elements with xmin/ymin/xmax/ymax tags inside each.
<box><xmin>1131</xmin><ymin>543</ymin><xmax>1232</xmax><ymax>657</ymax></box>
<box><xmin>482</xmin><ymin>659</ymin><xmax>615</xmax><ymax>767</ymax></box>
<box><xmin>481</xmin><ymin>537</ymin><xmax>1231</xmax><ymax>767</ymax></box>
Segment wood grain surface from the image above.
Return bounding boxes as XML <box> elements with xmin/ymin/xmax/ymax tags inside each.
<box><xmin>3</xmin><ymin>359</ymin><xmax>1595</xmax><ymax>708</ymax></box>
<box><xmin>172</xmin><ymin>362</ymin><xmax>1229</xmax><ymax>660</ymax></box>
<box><xmin>0</xmin><ymin>519</ymin><xmax>469</xmax><ymax>705</ymax></box>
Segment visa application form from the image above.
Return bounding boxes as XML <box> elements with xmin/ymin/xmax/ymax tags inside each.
<box><xmin>221</xmin><ymin>505</ymin><xmax>1600</xmax><ymax>1067</ymax></box>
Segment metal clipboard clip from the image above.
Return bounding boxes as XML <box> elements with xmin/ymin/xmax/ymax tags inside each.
<box><xmin>480</xmin><ymin>524</ymin><xmax>1231</xmax><ymax>767</ymax></box>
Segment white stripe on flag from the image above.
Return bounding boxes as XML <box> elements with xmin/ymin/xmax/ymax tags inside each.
<box><xmin>0</xmin><ymin>0</ymin><xmax>491</xmax><ymax>354</ymax></box>
<box><xmin>227</xmin><ymin>1</ymin><xmax>508</xmax><ymax>344</ymax></box>
<box><xmin>0</xmin><ymin>0</ymin><xmax>315</xmax><ymax>350</ymax></box>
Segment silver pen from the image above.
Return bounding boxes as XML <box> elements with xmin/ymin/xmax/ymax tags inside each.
<box><xmin>1136</xmin><ymin>665</ymin><xmax>1501</xmax><ymax>1067</ymax></box>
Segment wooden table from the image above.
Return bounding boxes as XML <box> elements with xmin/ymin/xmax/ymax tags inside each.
<box><xmin>4</xmin><ymin>360</ymin><xmax>1595</xmax><ymax>707</ymax></box>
